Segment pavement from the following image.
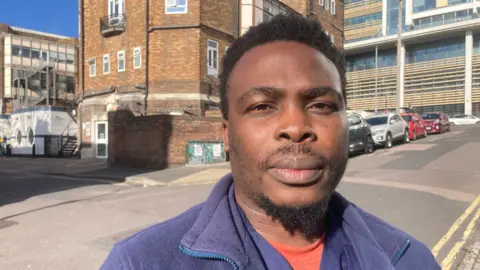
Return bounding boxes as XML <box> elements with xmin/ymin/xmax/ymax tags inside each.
<box><xmin>0</xmin><ymin>125</ymin><xmax>480</xmax><ymax>269</ymax></box>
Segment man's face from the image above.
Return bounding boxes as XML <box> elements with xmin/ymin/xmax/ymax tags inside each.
<box><xmin>223</xmin><ymin>41</ymin><xmax>348</xmax><ymax>209</ymax></box>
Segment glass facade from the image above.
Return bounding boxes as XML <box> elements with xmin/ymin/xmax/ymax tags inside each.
<box><xmin>413</xmin><ymin>0</ymin><xmax>471</xmax><ymax>13</ymax></box>
<box><xmin>413</xmin><ymin>9</ymin><xmax>473</xmax><ymax>30</ymax></box>
<box><xmin>255</xmin><ymin>0</ymin><xmax>290</xmax><ymax>23</ymax></box>
<box><xmin>11</xmin><ymin>44</ymin><xmax>75</xmax><ymax>65</ymax></box>
<box><xmin>345</xmin><ymin>12</ymin><xmax>382</xmax><ymax>26</ymax></box>
<box><xmin>346</xmin><ymin>50</ymin><xmax>397</xmax><ymax>72</ymax></box>
<box><xmin>406</xmin><ymin>38</ymin><xmax>465</xmax><ymax>63</ymax></box>
<box><xmin>387</xmin><ymin>0</ymin><xmax>407</xmax><ymax>35</ymax></box>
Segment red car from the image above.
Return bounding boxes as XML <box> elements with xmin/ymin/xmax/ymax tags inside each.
<box><xmin>422</xmin><ymin>112</ymin><xmax>451</xmax><ymax>134</ymax></box>
<box><xmin>401</xmin><ymin>113</ymin><xmax>427</xmax><ymax>140</ymax></box>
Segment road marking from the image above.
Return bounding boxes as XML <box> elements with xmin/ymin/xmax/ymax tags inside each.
<box><xmin>441</xmin><ymin>202</ymin><xmax>480</xmax><ymax>269</ymax></box>
<box><xmin>431</xmin><ymin>196</ymin><xmax>480</xmax><ymax>257</ymax></box>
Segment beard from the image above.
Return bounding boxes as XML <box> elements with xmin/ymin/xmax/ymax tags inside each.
<box><xmin>253</xmin><ymin>143</ymin><xmax>347</xmax><ymax>239</ymax></box>
<box><xmin>254</xmin><ymin>192</ymin><xmax>332</xmax><ymax>239</ymax></box>
<box><xmin>229</xmin><ymin>133</ymin><xmax>348</xmax><ymax>239</ymax></box>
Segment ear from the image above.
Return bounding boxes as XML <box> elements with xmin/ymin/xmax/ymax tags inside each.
<box><xmin>222</xmin><ymin>120</ymin><xmax>230</xmax><ymax>153</ymax></box>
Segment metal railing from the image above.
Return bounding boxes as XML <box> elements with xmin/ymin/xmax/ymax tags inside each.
<box><xmin>100</xmin><ymin>14</ymin><xmax>126</xmax><ymax>33</ymax></box>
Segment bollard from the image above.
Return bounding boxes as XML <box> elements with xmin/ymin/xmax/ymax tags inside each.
<box><xmin>32</xmin><ymin>143</ymin><xmax>36</xmax><ymax>158</ymax></box>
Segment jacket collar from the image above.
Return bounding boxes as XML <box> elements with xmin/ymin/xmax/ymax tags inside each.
<box><xmin>180</xmin><ymin>173</ymin><xmax>409</xmax><ymax>269</ymax></box>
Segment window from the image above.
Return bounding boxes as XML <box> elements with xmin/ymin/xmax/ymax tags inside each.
<box><xmin>67</xmin><ymin>54</ymin><xmax>75</xmax><ymax>65</ymax></box>
<box><xmin>319</xmin><ymin>0</ymin><xmax>324</xmax><ymax>6</ymax></box>
<box><xmin>108</xmin><ymin>0</ymin><xmax>124</xmax><ymax>16</ymax></box>
<box><xmin>117</xmin><ymin>51</ymin><xmax>125</xmax><ymax>72</ymax></box>
<box><xmin>58</xmin><ymin>53</ymin><xmax>66</xmax><ymax>64</ymax></box>
<box><xmin>166</xmin><ymin>0</ymin><xmax>187</xmax><ymax>14</ymax></box>
<box><xmin>12</xmin><ymin>45</ymin><xmax>21</xmax><ymax>56</ymax></box>
<box><xmin>41</xmin><ymin>51</ymin><xmax>48</xmax><ymax>61</ymax></box>
<box><xmin>27</xmin><ymin>128</ymin><xmax>34</xmax><ymax>145</ymax></box>
<box><xmin>330</xmin><ymin>34</ymin><xmax>335</xmax><ymax>44</ymax></box>
<box><xmin>133</xmin><ymin>47</ymin><xmax>141</xmax><ymax>69</ymax></box>
<box><xmin>22</xmin><ymin>47</ymin><xmax>31</xmax><ymax>58</ymax></box>
<box><xmin>103</xmin><ymin>54</ymin><xmax>110</xmax><ymax>74</ymax></box>
<box><xmin>16</xmin><ymin>130</ymin><xmax>22</xmax><ymax>145</ymax></box>
<box><xmin>325</xmin><ymin>0</ymin><xmax>329</xmax><ymax>11</ymax></box>
<box><xmin>50</xmin><ymin>52</ymin><xmax>58</xmax><ymax>63</ymax></box>
<box><xmin>207</xmin><ymin>40</ymin><xmax>218</xmax><ymax>76</ymax></box>
<box><xmin>89</xmin><ymin>57</ymin><xmax>96</xmax><ymax>77</ymax></box>
<box><xmin>331</xmin><ymin>0</ymin><xmax>336</xmax><ymax>15</ymax></box>
<box><xmin>31</xmin><ymin>49</ymin><xmax>40</xmax><ymax>59</ymax></box>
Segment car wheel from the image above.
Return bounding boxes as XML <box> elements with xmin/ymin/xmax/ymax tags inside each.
<box><xmin>423</xmin><ymin>128</ymin><xmax>428</xmax><ymax>138</ymax></box>
<box><xmin>412</xmin><ymin>131</ymin><xmax>417</xmax><ymax>141</ymax></box>
<box><xmin>385</xmin><ymin>133</ymin><xmax>393</xmax><ymax>148</ymax></box>
<box><xmin>364</xmin><ymin>135</ymin><xmax>374</xmax><ymax>154</ymax></box>
<box><xmin>476</xmin><ymin>121</ymin><xmax>480</xmax><ymax>124</ymax></box>
<box><xmin>404</xmin><ymin>130</ymin><xmax>410</xmax><ymax>143</ymax></box>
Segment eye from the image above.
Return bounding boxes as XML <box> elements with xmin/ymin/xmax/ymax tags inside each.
<box><xmin>248</xmin><ymin>103</ymin><xmax>275</xmax><ymax>112</ymax></box>
<box><xmin>307</xmin><ymin>102</ymin><xmax>337</xmax><ymax>114</ymax></box>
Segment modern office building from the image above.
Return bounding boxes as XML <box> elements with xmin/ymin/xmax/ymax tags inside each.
<box><xmin>79</xmin><ymin>0</ymin><xmax>343</xmax><ymax>159</ymax></box>
<box><xmin>344</xmin><ymin>0</ymin><xmax>480</xmax><ymax>116</ymax></box>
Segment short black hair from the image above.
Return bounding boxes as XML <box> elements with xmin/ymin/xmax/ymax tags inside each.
<box><xmin>219</xmin><ymin>13</ymin><xmax>346</xmax><ymax>120</ymax></box>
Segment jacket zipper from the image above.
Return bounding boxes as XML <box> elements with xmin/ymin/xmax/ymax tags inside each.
<box><xmin>391</xmin><ymin>239</ymin><xmax>411</xmax><ymax>266</ymax></box>
<box><xmin>179</xmin><ymin>244</ymin><xmax>239</xmax><ymax>270</ymax></box>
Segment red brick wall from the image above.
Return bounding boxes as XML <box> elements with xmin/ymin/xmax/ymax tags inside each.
<box><xmin>82</xmin><ymin>0</ymin><xmax>147</xmax><ymax>94</ymax></box>
<box><xmin>108</xmin><ymin>109</ymin><xmax>224</xmax><ymax>168</ymax></box>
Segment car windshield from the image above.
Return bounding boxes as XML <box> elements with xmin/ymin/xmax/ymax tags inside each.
<box><xmin>366</xmin><ymin>116</ymin><xmax>388</xmax><ymax>126</ymax></box>
<box><xmin>401</xmin><ymin>115</ymin><xmax>411</xmax><ymax>122</ymax></box>
<box><xmin>422</xmin><ymin>113</ymin><xmax>440</xmax><ymax>119</ymax></box>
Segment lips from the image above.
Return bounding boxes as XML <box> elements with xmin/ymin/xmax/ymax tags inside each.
<box><xmin>267</xmin><ymin>156</ymin><xmax>325</xmax><ymax>186</ymax></box>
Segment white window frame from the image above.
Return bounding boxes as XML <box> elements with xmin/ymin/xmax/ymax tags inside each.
<box><xmin>166</xmin><ymin>0</ymin><xmax>188</xmax><ymax>14</ymax></box>
<box><xmin>331</xmin><ymin>0</ymin><xmax>336</xmax><ymax>15</ymax></box>
<box><xmin>133</xmin><ymin>47</ymin><xmax>142</xmax><ymax>69</ymax></box>
<box><xmin>117</xmin><ymin>50</ymin><xmax>125</xmax><ymax>72</ymax></box>
<box><xmin>207</xmin><ymin>40</ymin><xmax>219</xmax><ymax>76</ymax></box>
<box><xmin>325</xmin><ymin>0</ymin><xmax>330</xmax><ymax>11</ymax></box>
<box><xmin>108</xmin><ymin>0</ymin><xmax>125</xmax><ymax>16</ymax></box>
<box><xmin>330</xmin><ymin>34</ymin><xmax>335</xmax><ymax>44</ymax></box>
<box><xmin>319</xmin><ymin>0</ymin><xmax>324</xmax><ymax>6</ymax></box>
<box><xmin>103</xmin><ymin>54</ymin><xmax>110</xmax><ymax>75</ymax></box>
<box><xmin>88</xmin><ymin>57</ymin><xmax>96</xmax><ymax>77</ymax></box>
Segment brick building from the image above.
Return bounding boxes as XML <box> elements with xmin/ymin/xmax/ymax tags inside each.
<box><xmin>0</xmin><ymin>25</ymin><xmax>78</xmax><ymax>115</ymax></box>
<box><xmin>79</xmin><ymin>0</ymin><xmax>344</xmax><ymax>159</ymax></box>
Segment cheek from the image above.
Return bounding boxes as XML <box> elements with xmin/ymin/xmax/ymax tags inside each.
<box><xmin>314</xmin><ymin>119</ymin><xmax>348</xmax><ymax>152</ymax></box>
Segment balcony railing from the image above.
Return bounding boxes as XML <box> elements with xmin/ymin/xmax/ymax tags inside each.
<box><xmin>100</xmin><ymin>14</ymin><xmax>126</xmax><ymax>36</ymax></box>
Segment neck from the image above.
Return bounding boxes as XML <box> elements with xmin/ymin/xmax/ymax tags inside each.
<box><xmin>235</xmin><ymin>190</ymin><xmax>325</xmax><ymax>248</ymax></box>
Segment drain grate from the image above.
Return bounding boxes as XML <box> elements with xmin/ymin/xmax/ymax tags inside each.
<box><xmin>0</xmin><ymin>220</ymin><xmax>18</xmax><ymax>230</ymax></box>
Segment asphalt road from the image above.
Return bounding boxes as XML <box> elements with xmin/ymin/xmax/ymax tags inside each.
<box><xmin>0</xmin><ymin>125</ymin><xmax>479</xmax><ymax>269</ymax></box>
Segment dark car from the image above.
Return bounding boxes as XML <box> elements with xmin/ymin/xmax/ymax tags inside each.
<box><xmin>348</xmin><ymin>112</ymin><xmax>374</xmax><ymax>154</ymax></box>
<box><xmin>422</xmin><ymin>112</ymin><xmax>451</xmax><ymax>134</ymax></box>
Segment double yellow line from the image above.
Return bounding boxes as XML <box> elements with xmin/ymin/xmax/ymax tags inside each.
<box><xmin>432</xmin><ymin>196</ymin><xmax>480</xmax><ymax>269</ymax></box>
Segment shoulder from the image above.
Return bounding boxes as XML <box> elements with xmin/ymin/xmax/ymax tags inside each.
<box><xmin>354</xmin><ymin>205</ymin><xmax>440</xmax><ymax>269</ymax></box>
<box><xmin>100</xmin><ymin>203</ymin><xmax>204</xmax><ymax>270</ymax></box>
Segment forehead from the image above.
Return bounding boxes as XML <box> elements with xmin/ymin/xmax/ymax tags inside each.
<box><xmin>227</xmin><ymin>41</ymin><xmax>341</xmax><ymax>98</ymax></box>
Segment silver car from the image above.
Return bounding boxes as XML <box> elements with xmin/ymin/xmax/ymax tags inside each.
<box><xmin>365</xmin><ymin>113</ymin><xmax>410</xmax><ymax>148</ymax></box>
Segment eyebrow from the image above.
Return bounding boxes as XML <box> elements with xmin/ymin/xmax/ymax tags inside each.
<box><xmin>237</xmin><ymin>86</ymin><xmax>343</xmax><ymax>104</ymax></box>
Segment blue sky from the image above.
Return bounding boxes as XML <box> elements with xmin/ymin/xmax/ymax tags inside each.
<box><xmin>0</xmin><ymin>0</ymin><xmax>78</xmax><ymax>37</ymax></box>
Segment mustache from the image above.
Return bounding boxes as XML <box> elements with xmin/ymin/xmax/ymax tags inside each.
<box><xmin>257</xmin><ymin>144</ymin><xmax>332</xmax><ymax>171</ymax></box>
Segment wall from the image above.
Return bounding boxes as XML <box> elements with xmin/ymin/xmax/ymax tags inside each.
<box><xmin>108</xmin><ymin>109</ymin><xmax>224</xmax><ymax>168</ymax></box>
<box><xmin>311</xmin><ymin>0</ymin><xmax>345</xmax><ymax>48</ymax></box>
<box><xmin>9</xmin><ymin>107</ymin><xmax>77</xmax><ymax>155</ymax></box>
<box><xmin>82</xmin><ymin>0</ymin><xmax>147</xmax><ymax>94</ymax></box>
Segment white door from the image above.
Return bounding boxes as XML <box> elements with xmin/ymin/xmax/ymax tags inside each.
<box><xmin>96</xmin><ymin>121</ymin><xmax>108</xmax><ymax>159</ymax></box>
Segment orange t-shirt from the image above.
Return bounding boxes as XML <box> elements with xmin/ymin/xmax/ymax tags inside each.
<box><xmin>268</xmin><ymin>236</ymin><xmax>325</xmax><ymax>270</ymax></box>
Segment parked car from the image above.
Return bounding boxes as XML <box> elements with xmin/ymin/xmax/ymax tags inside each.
<box><xmin>365</xmin><ymin>113</ymin><xmax>410</xmax><ymax>148</ymax></box>
<box><xmin>422</xmin><ymin>112</ymin><xmax>451</xmax><ymax>134</ymax></box>
<box><xmin>401</xmin><ymin>113</ymin><xmax>427</xmax><ymax>140</ymax></box>
<box><xmin>347</xmin><ymin>112</ymin><xmax>374</xmax><ymax>154</ymax></box>
<box><xmin>449</xmin><ymin>114</ymin><xmax>480</xmax><ymax>125</ymax></box>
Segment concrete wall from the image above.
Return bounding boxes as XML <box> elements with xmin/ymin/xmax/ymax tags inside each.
<box><xmin>108</xmin><ymin>109</ymin><xmax>224</xmax><ymax>168</ymax></box>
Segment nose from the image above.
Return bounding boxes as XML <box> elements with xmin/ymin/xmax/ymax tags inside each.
<box><xmin>275</xmin><ymin>106</ymin><xmax>317</xmax><ymax>143</ymax></box>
